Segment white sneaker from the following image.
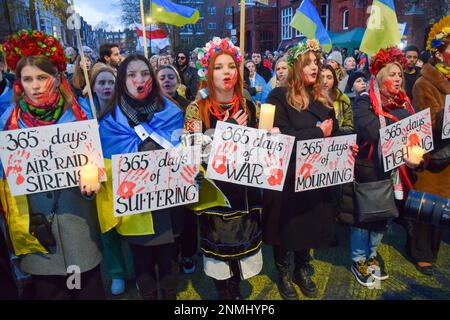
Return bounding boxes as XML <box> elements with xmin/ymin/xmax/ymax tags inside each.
<box><xmin>111</xmin><ymin>278</ymin><xmax>125</xmax><ymax>295</ymax></box>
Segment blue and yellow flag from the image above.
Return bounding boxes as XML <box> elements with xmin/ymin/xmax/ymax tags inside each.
<box><xmin>290</xmin><ymin>0</ymin><xmax>332</xmax><ymax>52</ymax></box>
<box><xmin>151</xmin><ymin>0</ymin><xmax>200</xmax><ymax>27</ymax></box>
<box><xmin>360</xmin><ymin>0</ymin><xmax>401</xmax><ymax>56</ymax></box>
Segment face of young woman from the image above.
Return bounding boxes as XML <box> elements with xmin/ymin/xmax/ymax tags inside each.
<box><xmin>246</xmin><ymin>62</ymin><xmax>256</xmax><ymax>77</ymax></box>
<box><xmin>276</xmin><ymin>61</ymin><xmax>288</xmax><ymax>83</ymax></box>
<box><xmin>213</xmin><ymin>54</ymin><xmax>238</xmax><ymax>93</ymax></box>
<box><xmin>302</xmin><ymin>51</ymin><xmax>319</xmax><ymax>86</ymax></box>
<box><xmin>344</xmin><ymin>57</ymin><xmax>356</xmax><ymax>70</ymax></box>
<box><xmin>125</xmin><ymin>59</ymin><xmax>152</xmax><ymax>100</ymax></box>
<box><xmin>352</xmin><ymin>77</ymin><xmax>366</xmax><ymax>94</ymax></box>
<box><xmin>157</xmin><ymin>68</ymin><xmax>178</xmax><ymax>96</ymax></box>
<box><xmin>321</xmin><ymin>68</ymin><xmax>334</xmax><ymax>92</ymax></box>
<box><xmin>437</xmin><ymin>43</ymin><xmax>450</xmax><ymax>65</ymax></box>
<box><xmin>327</xmin><ymin>59</ymin><xmax>339</xmax><ymax>70</ymax></box>
<box><xmin>81</xmin><ymin>57</ymin><xmax>92</xmax><ymax>72</ymax></box>
<box><xmin>383</xmin><ymin>64</ymin><xmax>403</xmax><ymax>95</ymax></box>
<box><xmin>20</xmin><ymin>65</ymin><xmax>59</xmax><ymax>105</ymax></box>
<box><xmin>94</xmin><ymin>71</ymin><xmax>115</xmax><ymax>101</ymax></box>
<box><xmin>159</xmin><ymin>56</ymin><xmax>170</xmax><ymax>66</ymax></box>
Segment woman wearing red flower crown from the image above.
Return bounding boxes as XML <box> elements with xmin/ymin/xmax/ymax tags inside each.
<box><xmin>0</xmin><ymin>30</ymin><xmax>105</xmax><ymax>299</ymax></box>
<box><xmin>184</xmin><ymin>37</ymin><xmax>262</xmax><ymax>300</ymax></box>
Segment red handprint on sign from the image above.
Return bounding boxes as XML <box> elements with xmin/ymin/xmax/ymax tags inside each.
<box><xmin>382</xmin><ymin>138</ymin><xmax>394</xmax><ymax>153</ymax></box>
<box><xmin>298</xmin><ymin>153</ymin><xmax>320</xmax><ymax>179</ymax></box>
<box><xmin>211</xmin><ymin>142</ymin><xmax>237</xmax><ymax>175</ymax></box>
<box><xmin>117</xmin><ymin>168</ymin><xmax>149</xmax><ymax>199</ymax></box>
<box><xmin>5</xmin><ymin>150</ymin><xmax>30</xmax><ymax>185</ymax></box>
<box><xmin>180</xmin><ymin>165</ymin><xmax>197</xmax><ymax>184</ymax></box>
<box><xmin>264</xmin><ymin>152</ymin><xmax>284</xmax><ymax>186</ymax></box>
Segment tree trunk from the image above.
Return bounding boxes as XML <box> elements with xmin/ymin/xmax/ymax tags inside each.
<box><xmin>29</xmin><ymin>0</ymin><xmax>37</xmax><ymax>30</ymax></box>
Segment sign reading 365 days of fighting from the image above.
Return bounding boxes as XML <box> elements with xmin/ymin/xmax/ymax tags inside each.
<box><xmin>112</xmin><ymin>146</ymin><xmax>201</xmax><ymax>217</ymax></box>
<box><xmin>206</xmin><ymin>121</ymin><xmax>295</xmax><ymax>191</ymax></box>
<box><xmin>379</xmin><ymin>108</ymin><xmax>434</xmax><ymax>172</ymax></box>
<box><xmin>442</xmin><ymin>95</ymin><xmax>450</xmax><ymax>140</ymax></box>
<box><xmin>0</xmin><ymin>120</ymin><xmax>105</xmax><ymax>196</ymax></box>
<box><xmin>295</xmin><ymin>134</ymin><xmax>357</xmax><ymax>192</ymax></box>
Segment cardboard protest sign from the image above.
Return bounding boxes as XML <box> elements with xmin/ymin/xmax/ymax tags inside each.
<box><xmin>0</xmin><ymin>120</ymin><xmax>105</xmax><ymax>196</ymax></box>
<box><xmin>442</xmin><ymin>95</ymin><xmax>450</xmax><ymax>140</ymax></box>
<box><xmin>112</xmin><ymin>146</ymin><xmax>201</xmax><ymax>217</ymax></box>
<box><xmin>205</xmin><ymin>121</ymin><xmax>295</xmax><ymax>191</ymax></box>
<box><xmin>295</xmin><ymin>134</ymin><xmax>357</xmax><ymax>192</ymax></box>
<box><xmin>379</xmin><ymin>108</ymin><xmax>433</xmax><ymax>172</ymax></box>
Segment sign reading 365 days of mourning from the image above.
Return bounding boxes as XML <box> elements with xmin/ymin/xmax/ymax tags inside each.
<box><xmin>442</xmin><ymin>95</ymin><xmax>450</xmax><ymax>140</ymax></box>
<box><xmin>295</xmin><ymin>134</ymin><xmax>357</xmax><ymax>192</ymax></box>
<box><xmin>0</xmin><ymin>120</ymin><xmax>105</xmax><ymax>196</ymax></box>
<box><xmin>112</xmin><ymin>146</ymin><xmax>201</xmax><ymax>217</ymax></box>
<box><xmin>206</xmin><ymin>121</ymin><xmax>295</xmax><ymax>191</ymax></box>
<box><xmin>379</xmin><ymin>108</ymin><xmax>434</xmax><ymax>172</ymax></box>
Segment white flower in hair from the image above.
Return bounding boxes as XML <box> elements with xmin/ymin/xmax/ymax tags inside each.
<box><xmin>197</xmin><ymin>51</ymin><xmax>205</xmax><ymax>60</ymax></box>
<box><xmin>205</xmin><ymin>43</ymin><xmax>211</xmax><ymax>51</ymax></box>
<box><xmin>198</xmin><ymin>69</ymin><xmax>205</xmax><ymax>79</ymax></box>
<box><xmin>212</xmin><ymin>37</ymin><xmax>221</xmax><ymax>45</ymax></box>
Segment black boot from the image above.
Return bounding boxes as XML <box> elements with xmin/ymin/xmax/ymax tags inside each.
<box><xmin>275</xmin><ymin>263</ymin><xmax>299</xmax><ymax>300</ymax></box>
<box><xmin>293</xmin><ymin>267</ymin><xmax>318</xmax><ymax>298</ymax></box>
<box><xmin>213</xmin><ymin>279</ymin><xmax>230</xmax><ymax>300</ymax></box>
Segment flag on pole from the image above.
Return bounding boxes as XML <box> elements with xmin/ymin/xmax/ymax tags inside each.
<box><xmin>255</xmin><ymin>0</ymin><xmax>269</xmax><ymax>5</ymax></box>
<box><xmin>150</xmin><ymin>0</ymin><xmax>200</xmax><ymax>27</ymax></box>
<box><xmin>290</xmin><ymin>0</ymin><xmax>332</xmax><ymax>52</ymax></box>
<box><xmin>360</xmin><ymin>0</ymin><xmax>401</xmax><ymax>56</ymax></box>
<box><xmin>134</xmin><ymin>23</ymin><xmax>170</xmax><ymax>51</ymax></box>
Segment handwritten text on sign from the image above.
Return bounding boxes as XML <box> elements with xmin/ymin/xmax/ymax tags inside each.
<box><xmin>379</xmin><ymin>108</ymin><xmax>433</xmax><ymax>172</ymax></box>
<box><xmin>295</xmin><ymin>134</ymin><xmax>357</xmax><ymax>192</ymax></box>
<box><xmin>0</xmin><ymin>120</ymin><xmax>105</xmax><ymax>196</ymax></box>
<box><xmin>206</xmin><ymin>122</ymin><xmax>295</xmax><ymax>191</ymax></box>
<box><xmin>112</xmin><ymin>146</ymin><xmax>201</xmax><ymax>217</ymax></box>
<box><xmin>443</xmin><ymin>95</ymin><xmax>450</xmax><ymax>140</ymax></box>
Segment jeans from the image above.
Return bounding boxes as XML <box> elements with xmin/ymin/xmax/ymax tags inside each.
<box><xmin>350</xmin><ymin>227</ymin><xmax>384</xmax><ymax>263</ymax></box>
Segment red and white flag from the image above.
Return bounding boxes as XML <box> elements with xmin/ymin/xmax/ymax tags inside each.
<box><xmin>134</xmin><ymin>23</ymin><xmax>170</xmax><ymax>51</ymax></box>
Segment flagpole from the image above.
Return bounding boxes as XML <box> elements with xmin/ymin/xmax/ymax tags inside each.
<box><xmin>70</xmin><ymin>0</ymin><xmax>96</xmax><ymax>119</ymax></box>
<box><xmin>239</xmin><ymin>0</ymin><xmax>246</xmax><ymax>93</ymax></box>
<box><xmin>140</xmin><ymin>0</ymin><xmax>148</xmax><ymax>59</ymax></box>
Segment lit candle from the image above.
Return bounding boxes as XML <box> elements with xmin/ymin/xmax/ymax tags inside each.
<box><xmin>79</xmin><ymin>163</ymin><xmax>99</xmax><ymax>190</ymax></box>
<box><xmin>259</xmin><ymin>104</ymin><xmax>276</xmax><ymax>130</ymax></box>
<box><xmin>408</xmin><ymin>146</ymin><xmax>424</xmax><ymax>165</ymax></box>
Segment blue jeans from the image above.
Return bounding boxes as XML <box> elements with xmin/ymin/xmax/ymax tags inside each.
<box><xmin>350</xmin><ymin>227</ymin><xmax>384</xmax><ymax>263</ymax></box>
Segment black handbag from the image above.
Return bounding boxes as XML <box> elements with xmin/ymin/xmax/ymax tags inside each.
<box><xmin>29</xmin><ymin>213</ymin><xmax>56</xmax><ymax>250</ymax></box>
<box><xmin>353</xmin><ymin>179</ymin><xmax>399</xmax><ymax>223</ymax></box>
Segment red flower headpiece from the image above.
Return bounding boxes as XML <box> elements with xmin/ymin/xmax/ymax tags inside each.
<box><xmin>1</xmin><ymin>29</ymin><xmax>68</xmax><ymax>72</ymax></box>
<box><xmin>369</xmin><ymin>47</ymin><xmax>407</xmax><ymax>76</ymax></box>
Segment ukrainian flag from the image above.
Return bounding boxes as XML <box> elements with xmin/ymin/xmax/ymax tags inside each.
<box><xmin>151</xmin><ymin>0</ymin><xmax>200</xmax><ymax>27</ymax></box>
<box><xmin>290</xmin><ymin>0</ymin><xmax>332</xmax><ymax>52</ymax></box>
<box><xmin>360</xmin><ymin>0</ymin><xmax>401</xmax><ymax>56</ymax></box>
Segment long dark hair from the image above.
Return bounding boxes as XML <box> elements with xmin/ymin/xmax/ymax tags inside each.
<box><xmin>104</xmin><ymin>54</ymin><xmax>164</xmax><ymax>116</ymax></box>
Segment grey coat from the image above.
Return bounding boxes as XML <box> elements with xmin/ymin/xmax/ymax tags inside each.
<box><xmin>19</xmin><ymin>188</ymin><xmax>102</xmax><ymax>276</ymax></box>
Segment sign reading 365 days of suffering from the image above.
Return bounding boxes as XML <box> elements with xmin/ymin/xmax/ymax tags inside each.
<box><xmin>442</xmin><ymin>95</ymin><xmax>450</xmax><ymax>140</ymax></box>
<box><xmin>206</xmin><ymin>122</ymin><xmax>295</xmax><ymax>191</ymax></box>
<box><xmin>379</xmin><ymin>108</ymin><xmax>434</xmax><ymax>172</ymax></box>
<box><xmin>0</xmin><ymin>120</ymin><xmax>105</xmax><ymax>196</ymax></box>
<box><xmin>295</xmin><ymin>134</ymin><xmax>357</xmax><ymax>192</ymax></box>
<box><xmin>112</xmin><ymin>146</ymin><xmax>201</xmax><ymax>217</ymax></box>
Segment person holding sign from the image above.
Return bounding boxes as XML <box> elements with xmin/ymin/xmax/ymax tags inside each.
<box><xmin>184</xmin><ymin>37</ymin><xmax>262</xmax><ymax>300</ymax></box>
<box><xmin>98</xmin><ymin>54</ymin><xmax>185</xmax><ymax>300</ymax></box>
<box><xmin>0</xmin><ymin>30</ymin><xmax>105</xmax><ymax>299</ymax></box>
<box><xmin>351</xmin><ymin>47</ymin><xmax>418</xmax><ymax>287</ymax></box>
<box><xmin>263</xmin><ymin>39</ymin><xmax>339</xmax><ymax>299</ymax></box>
<box><xmin>408</xmin><ymin>16</ymin><xmax>450</xmax><ymax>276</ymax></box>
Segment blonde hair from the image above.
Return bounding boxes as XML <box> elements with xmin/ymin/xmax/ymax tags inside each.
<box><xmin>287</xmin><ymin>51</ymin><xmax>332</xmax><ymax>111</ymax></box>
<box><xmin>376</xmin><ymin>62</ymin><xmax>406</xmax><ymax>94</ymax></box>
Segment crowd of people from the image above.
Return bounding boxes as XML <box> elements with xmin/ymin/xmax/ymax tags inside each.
<box><xmin>0</xmin><ymin>15</ymin><xmax>449</xmax><ymax>301</ymax></box>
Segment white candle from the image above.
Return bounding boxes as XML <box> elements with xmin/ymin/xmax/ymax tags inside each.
<box><xmin>259</xmin><ymin>103</ymin><xmax>276</xmax><ymax>130</ymax></box>
<box><xmin>408</xmin><ymin>146</ymin><xmax>424</xmax><ymax>165</ymax></box>
<box><xmin>79</xmin><ymin>163</ymin><xmax>99</xmax><ymax>190</ymax></box>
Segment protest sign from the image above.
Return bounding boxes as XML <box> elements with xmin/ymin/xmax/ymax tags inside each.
<box><xmin>295</xmin><ymin>134</ymin><xmax>357</xmax><ymax>192</ymax></box>
<box><xmin>379</xmin><ymin>108</ymin><xmax>433</xmax><ymax>172</ymax></box>
<box><xmin>0</xmin><ymin>120</ymin><xmax>105</xmax><ymax>196</ymax></box>
<box><xmin>442</xmin><ymin>95</ymin><xmax>450</xmax><ymax>140</ymax></box>
<box><xmin>112</xmin><ymin>146</ymin><xmax>201</xmax><ymax>217</ymax></box>
<box><xmin>206</xmin><ymin>121</ymin><xmax>295</xmax><ymax>191</ymax></box>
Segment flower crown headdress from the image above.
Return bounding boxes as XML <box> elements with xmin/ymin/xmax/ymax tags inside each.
<box><xmin>370</xmin><ymin>46</ymin><xmax>407</xmax><ymax>76</ymax></box>
<box><xmin>194</xmin><ymin>37</ymin><xmax>242</xmax><ymax>81</ymax></box>
<box><xmin>1</xmin><ymin>29</ymin><xmax>68</xmax><ymax>72</ymax></box>
<box><xmin>427</xmin><ymin>15</ymin><xmax>450</xmax><ymax>53</ymax></box>
<box><xmin>287</xmin><ymin>38</ymin><xmax>321</xmax><ymax>67</ymax></box>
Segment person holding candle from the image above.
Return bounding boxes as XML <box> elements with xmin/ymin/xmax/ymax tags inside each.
<box><xmin>184</xmin><ymin>37</ymin><xmax>262</xmax><ymax>300</ymax></box>
<box><xmin>0</xmin><ymin>30</ymin><xmax>105</xmax><ymax>299</ymax></box>
<box><xmin>97</xmin><ymin>54</ymin><xmax>185</xmax><ymax>300</ymax></box>
<box><xmin>350</xmin><ymin>47</ymin><xmax>419</xmax><ymax>287</ymax></box>
<box><xmin>261</xmin><ymin>56</ymin><xmax>289</xmax><ymax>104</ymax></box>
<box><xmin>408</xmin><ymin>16</ymin><xmax>450</xmax><ymax>276</ymax></box>
<box><xmin>262</xmin><ymin>39</ymin><xmax>340</xmax><ymax>299</ymax></box>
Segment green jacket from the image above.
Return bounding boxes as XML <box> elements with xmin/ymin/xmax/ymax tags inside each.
<box><xmin>333</xmin><ymin>89</ymin><xmax>354</xmax><ymax>134</ymax></box>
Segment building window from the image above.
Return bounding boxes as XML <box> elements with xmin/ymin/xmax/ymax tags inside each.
<box><xmin>281</xmin><ymin>7</ymin><xmax>292</xmax><ymax>40</ymax></box>
<box><xmin>208</xmin><ymin>23</ymin><xmax>216</xmax><ymax>30</ymax></box>
<box><xmin>343</xmin><ymin>9</ymin><xmax>349</xmax><ymax>30</ymax></box>
<box><xmin>208</xmin><ymin>6</ymin><xmax>216</xmax><ymax>15</ymax></box>
<box><xmin>321</xmin><ymin>3</ymin><xmax>329</xmax><ymax>30</ymax></box>
<box><xmin>225</xmin><ymin>7</ymin><xmax>233</xmax><ymax>16</ymax></box>
<box><xmin>226</xmin><ymin>21</ymin><xmax>233</xmax><ymax>30</ymax></box>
